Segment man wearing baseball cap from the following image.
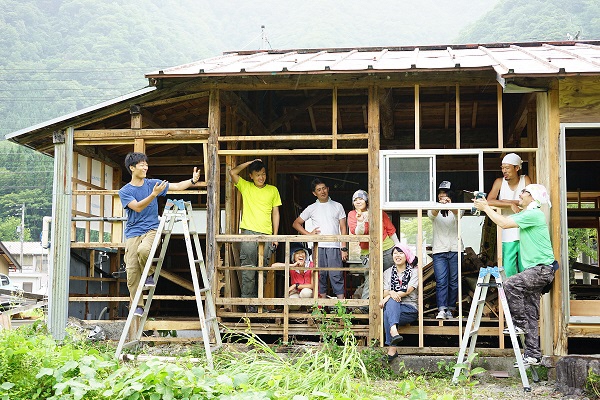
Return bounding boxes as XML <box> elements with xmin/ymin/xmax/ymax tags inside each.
<box><xmin>486</xmin><ymin>153</ymin><xmax>532</xmax><ymax>277</ymax></box>
<box><xmin>473</xmin><ymin>183</ymin><xmax>557</xmax><ymax>367</ymax></box>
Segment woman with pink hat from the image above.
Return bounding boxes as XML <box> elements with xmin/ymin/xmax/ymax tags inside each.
<box><xmin>379</xmin><ymin>243</ymin><xmax>419</xmax><ymax>361</ymax></box>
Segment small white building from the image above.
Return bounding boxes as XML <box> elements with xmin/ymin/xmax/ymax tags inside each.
<box><xmin>1</xmin><ymin>242</ymin><xmax>49</xmax><ymax>295</ymax></box>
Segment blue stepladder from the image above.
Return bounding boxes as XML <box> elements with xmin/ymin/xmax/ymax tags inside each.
<box><xmin>452</xmin><ymin>266</ymin><xmax>539</xmax><ymax>392</ymax></box>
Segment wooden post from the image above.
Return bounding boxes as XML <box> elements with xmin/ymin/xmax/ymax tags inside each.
<box><xmin>49</xmin><ymin>127</ymin><xmax>74</xmax><ymax>340</ymax></box>
<box><xmin>497</xmin><ymin>84</ymin><xmax>504</xmax><ymax>149</ymax></box>
<box><xmin>455</xmin><ymin>84</ymin><xmax>461</xmax><ymax>149</ymax></box>
<box><xmin>206</xmin><ymin>90</ymin><xmax>221</xmax><ymax>286</ymax></box>
<box><xmin>536</xmin><ymin>82</ymin><xmax>567</xmax><ymax>356</ymax></box>
<box><xmin>332</xmin><ymin>86</ymin><xmax>338</xmax><ymax>149</ymax></box>
<box><xmin>367</xmin><ymin>86</ymin><xmax>382</xmax><ymax>342</ymax></box>
<box><xmin>414</xmin><ymin>85</ymin><xmax>420</xmax><ymax>149</ymax></box>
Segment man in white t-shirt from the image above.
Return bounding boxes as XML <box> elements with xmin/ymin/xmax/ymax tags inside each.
<box><xmin>486</xmin><ymin>153</ymin><xmax>531</xmax><ymax>277</ymax></box>
<box><xmin>293</xmin><ymin>179</ymin><xmax>348</xmax><ymax>299</ymax></box>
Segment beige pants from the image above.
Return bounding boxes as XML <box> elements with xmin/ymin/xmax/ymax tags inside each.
<box><xmin>124</xmin><ymin>230</ymin><xmax>156</xmax><ymax>307</ymax></box>
<box><xmin>289</xmin><ymin>288</ymin><xmax>313</xmax><ymax>310</ymax></box>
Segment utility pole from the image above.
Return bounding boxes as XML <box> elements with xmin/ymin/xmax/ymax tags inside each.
<box><xmin>20</xmin><ymin>203</ymin><xmax>25</xmax><ymax>268</ymax></box>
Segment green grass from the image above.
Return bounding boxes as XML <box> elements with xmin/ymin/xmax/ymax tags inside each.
<box><xmin>0</xmin><ymin>312</ymin><xmax>508</xmax><ymax>400</ymax></box>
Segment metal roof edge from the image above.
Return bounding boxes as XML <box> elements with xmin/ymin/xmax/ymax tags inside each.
<box><xmin>220</xmin><ymin>40</ymin><xmax>600</xmax><ymax>56</ymax></box>
<box><xmin>5</xmin><ymin>86</ymin><xmax>157</xmax><ymax>141</ymax></box>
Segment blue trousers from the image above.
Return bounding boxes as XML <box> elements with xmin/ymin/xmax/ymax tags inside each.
<box><xmin>433</xmin><ymin>251</ymin><xmax>459</xmax><ymax>310</ymax></box>
<box><xmin>383</xmin><ymin>300</ymin><xmax>418</xmax><ymax>345</ymax></box>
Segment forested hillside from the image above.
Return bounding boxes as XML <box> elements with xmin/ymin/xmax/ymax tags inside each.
<box><xmin>456</xmin><ymin>0</ymin><xmax>600</xmax><ymax>43</ymax></box>
<box><xmin>2</xmin><ymin>0</ymin><xmax>599</xmax><ymax>241</ymax></box>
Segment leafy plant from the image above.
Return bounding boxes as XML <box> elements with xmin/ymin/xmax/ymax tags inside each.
<box><xmin>586</xmin><ymin>367</ymin><xmax>600</xmax><ymax>399</ymax></box>
<box><xmin>452</xmin><ymin>352</ymin><xmax>485</xmax><ymax>386</ymax></box>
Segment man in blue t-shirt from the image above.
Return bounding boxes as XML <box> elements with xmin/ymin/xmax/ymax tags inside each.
<box><xmin>118</xmin><ymin>152</ymin><xmax>201</xmax><ymax>317</ymax></box>
<box><xmin>473</xmin><ymin>183</ymin><xmax>556</xmax><ymax>367</ymax></box>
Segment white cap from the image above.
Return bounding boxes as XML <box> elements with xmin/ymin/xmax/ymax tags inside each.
<box><xmin>524</xmin><ymin>184</ymin><xmax>552</xmax><ymax>208</ymax></box>
<box><xmin>438</xmin><ymin>181</ymin><xmax>451</xmax><ymax>190</ymax></box>
<box><xmin>502</xmin><ymin>153</ymin><xmax>522</xmax><ymax>167</ymax></box>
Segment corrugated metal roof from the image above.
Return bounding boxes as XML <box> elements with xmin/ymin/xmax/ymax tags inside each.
<box><xmin>147</xmin><ymin>41</ymin><xmax>600</xmax><ymax>78</ymax></box>
<box><xmin>5</xmin><ymin>86</ymin><xmax>156</xmax><ymax>141</ymax></box>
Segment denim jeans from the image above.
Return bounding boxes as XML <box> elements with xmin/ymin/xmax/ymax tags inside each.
<box><xmin>239</xmin><ymin>229</ymin><xmax>274</xmax><ymax>298</ymax></box>
<box><xmin>383</xmin><ymin>300</ymin><xmax>418</xmax><ymax>345</ymax></box>
<box><xmin>432</xmin><ymin>251</ymin><xmax>459</xmax><ymax>311</ymax></box>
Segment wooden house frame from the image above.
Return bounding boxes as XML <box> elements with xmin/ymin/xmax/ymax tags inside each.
<box><xmin>7</xmin><ymin>41</ymin><xmax>600</xmax><ymax>356</ymax></box>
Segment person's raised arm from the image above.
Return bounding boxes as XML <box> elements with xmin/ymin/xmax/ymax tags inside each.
<box><xmin>473</xmin><ymin>197</ymin><xmax>519</xmax><ymax>229</ymax></box>
<box><xmin>168</xmin><ymin>167</ymin><xmax>202</xmax><ymax>191</ymax></box>
<box><xmin>229</xmin><ymin>159</ymin><xmax>261</xmax><ymax>184</ymax></box>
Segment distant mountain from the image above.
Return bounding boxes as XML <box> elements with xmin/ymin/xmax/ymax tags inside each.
<box><xmin>456</xmin><ymin>0</ymin><xmax>600</xmax><ymax>44</ymax></box>
<box><xmin>0</xmin><ymin>0</ymin><xmax>498</xmax><ymax>137</ymax></box>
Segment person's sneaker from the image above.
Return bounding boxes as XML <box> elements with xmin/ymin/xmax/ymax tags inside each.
<box><xmin>436</xmin><ymin>310</ymin><xmax>447</xmax><ymax>319</ymax></box>
<box><xmin>143</xmin><ymin>276</ymin><xmax>156</xmax><ymax>288</ymax></box>
<box><xmin>503</xmin><ymin>326</ymin><xmax>525</xmax><ymax>335</ymax></box>
<box><xmin>133</xmin><ymin>306</ymin><xmax>144</xmax><ymax>317</ymax></box>
<box><xmin>445</xmin><ymin>310</ymin><xmax>454</xmax><ymax>319</ymax></box>
<box><xmin>514</xmin><ymin>356</ymin><xmax>541</xmax><ymax>368</ymax></box>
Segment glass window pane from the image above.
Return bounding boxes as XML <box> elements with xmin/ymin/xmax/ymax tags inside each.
<box><xmin>388</xmin><ymin>157</ymin><xmax>431</xmax><ymax>202</ymax></box>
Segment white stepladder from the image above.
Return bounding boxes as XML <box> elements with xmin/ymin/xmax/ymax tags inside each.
<box><xmin>115</xmin><ymin>199</ymin><xmax>222</xmax><ymax>368</ymax></box>
<box><xmin>452</xmin><ymin>266</ymin><xmax>536</xmax><ymax>392</ymax></box>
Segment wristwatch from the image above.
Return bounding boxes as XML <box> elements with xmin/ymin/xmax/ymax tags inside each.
<box><xmin>190</xmin><ymin>178</ymin><xmax>198</xmax><ymax>185</ymax></box>
<box><xmin>341</xmin><ymin>247</ymin><xmax>348</xmax><ymax>252</ymax></box>
<box><xmin>295</xmin><ymin>283</ymin><xmax>300</xmax><ymax>290</ymax></box>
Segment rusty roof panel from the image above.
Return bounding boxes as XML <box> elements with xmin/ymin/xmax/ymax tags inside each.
<box><xmin>146</xmin><ymin>41</ymin><xmax>600</xmax><ymax>78</ymax></box>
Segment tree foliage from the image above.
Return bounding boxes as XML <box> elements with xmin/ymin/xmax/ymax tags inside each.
<box><xmin>456</xmin><ymin>0</ymin><xmax>600</xmax><ymax>43</ymax></box>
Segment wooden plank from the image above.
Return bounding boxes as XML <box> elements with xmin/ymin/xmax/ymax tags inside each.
<box><xmin>380</xmin><ymin>88</ymin><xmax>395</xmax><ymax>140</ymax></box>
<box><xmin>74</xmin><ymin>129</ymin><xmax>209</xmax><ymax>141</ymax></box>
<box><xmin>72</xmin><ymin>188</ymin><xmax>206</xmax><ymax>196</ymax></box>
<box><xmin>559</xmin><ymin>76</ymin><xmax>600</xmax><ymax>123</ymax></box>
<box><xmin>220</xmin><ymin>91</ymin><xmax>268</xmax><ymax>135</ymax></box>
<box><xmin>497</xmin><ymin>84</ymin><xmax>503</xmax><ymax>148</ymax></box>
<box><xmin>206</xmin><ymin>89</ymin><xmax>221</xmax><ymax>285</ymax></box>
<box><xmin>268</xmin><ymin>92</ymin><xmax>330</xmax><ymax>133</ymax></box>
<box><xmin>367</xmin><ymin>85</ymin><xmax>381</xmax><ymax>343</ymax></box>
<box><xmin>217</xmin><ymin>234</ymin><xmax>368</xmax><ymax>242</ymax></box>
<box><xmin>455</xmin><ymin>84</ymin><xmax>461</xmax><ymax>149</ymax></box>
<box><xmin>217</xmin><ymin>134</ymin><xmax>368</xmax><ymax>141</ymax></box>
<box><xmin>332</xmin><ymin>87</ymin><xmax>338</xmax><ymax>149</ymax></box>
<box><xmin>69</xmin><ymin>295</ymin><xmax>199</xmax><ymax>301</ymax></box>
<box><xmin>570</xmin><ymin>300</ymin><xmax>600</xmax><ymax>316</ymax></box>
<box><xmin>414</xmin><ymin>84</ymin><xmax>420</xmax><ymax>149</ymax></box>
<box><xmin>218</xmin><ymin>149</ymin><xmax>369</xmax><ymax>156</ymax></box>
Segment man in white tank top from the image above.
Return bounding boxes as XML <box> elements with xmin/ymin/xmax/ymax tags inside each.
<box><xmin>486</xmin><ymin>153</ymin><xmax>532</xmax><ymax>277</ymax></box>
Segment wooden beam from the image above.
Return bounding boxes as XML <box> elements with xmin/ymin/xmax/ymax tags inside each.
<box><xmin>332</xmin><ymin>87</ymin><xmax>338</xmax><ymax>148</ymax></box>
<box><xmin>367</xmin><ymin>85</ymin><xmax>381</xmax><ymax>343</ymax></box>
<box><xmin>206</xmin><ymin>89</ymin><xmax>221</xmax><ymax>285</ymax></box>
<box><xmin>140</xmin><ymin>91</ymin><xmax>210</xmax><ymax>108</ymax></box>
<box><xmin>414</xmin><ymin>84</ymin><xmax>420</xmax><ymax>149</ymax></box>
<box><xmin>74</xmin><ymin>129</ymin><xmax>209</xmax><ymax>142</ymax></box>
<box><xmin>455</xmin><ymin>84</ymin><xmax>461</xmax><ymax>149</ymax></box>
<box><xmin>506</xmin><ymin>93</ymin><xmax>534</xmax><ymax>147</ymax></box>
<box><xmin>268</xmin><ymin>92</ymin><xmax>330</xmax><ymax>133</ymax></box>
<box><xmin>220</xmin><ymin>91</ymin><xmax>268</xmax><ymax>135</ymax></box>
<box><xmin>497</xmin><ymin>84</ymin><xmax>503</xmax><ymax>149</ymax></box>
<box><xmin>380</xmin><ymin>88</ymin><xmax>395</xmax><ymax>140</ymax></box>
<box><xmin>218</xmin><ymin>133</ymin><xmax>368</xmax><ymax>142</ymax></box>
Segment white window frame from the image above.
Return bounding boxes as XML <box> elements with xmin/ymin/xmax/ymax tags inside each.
<box><xmin>380</xmin><ymin>149</ymin><xmax>485</xmax><ymax>210</ymax></box>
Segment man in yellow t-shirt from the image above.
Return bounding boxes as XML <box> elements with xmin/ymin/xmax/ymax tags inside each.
<box><xmin>230</xmin><ymin>159</ymin><xmax>282</xmax><ymax>311</ymax></box>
